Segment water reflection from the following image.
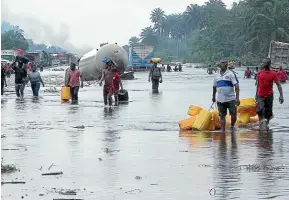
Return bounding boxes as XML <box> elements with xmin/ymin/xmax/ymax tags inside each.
<box><xmin>67</xmin><ymin>105</ymin><xmax>80</xmax><ymax>115</ymax></box>
<box><xmin>213</xmin><ymin>132</ymin><xmax>241</xmax><ymax>200</ymax></box>
<box><xmin>256</xmin><ymin>130</ymin><xmax>276</xmax><ymax>199</ymax></box>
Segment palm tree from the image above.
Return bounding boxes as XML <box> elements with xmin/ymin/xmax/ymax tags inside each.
<box><xmin>150</xmin><ymin>8</ymin><xmax>166</xmax><ymax>36</ymax></box>
<box><xmin>184</xmin><ymin>4</ymin><xmax>202</xmax><ymax>31</ymax></box>
<box><xmin>140</xmin><ymin>26</ymin><xmax>158</xmax><ymax>46</ymax></box>
<box><xmin>129</xmin><ymin>36</ymin><xmax>140</xmax><ymax>46</ymax></box>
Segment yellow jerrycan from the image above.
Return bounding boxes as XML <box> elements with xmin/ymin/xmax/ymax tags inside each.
<box><xmin>179</xmin><ymin>116</ymin><xmax>197</xmax><ymax>131</ymax></box>
<box><xmin>61</xmin><ymin>86</ymin><xmax>70</xmax><ymax>102</ymax></box>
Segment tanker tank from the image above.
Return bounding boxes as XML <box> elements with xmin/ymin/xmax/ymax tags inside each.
<box><xmin>79</xmin><ymin>43</ymin><xmax>128</xmax><ymax>81</ymax></box>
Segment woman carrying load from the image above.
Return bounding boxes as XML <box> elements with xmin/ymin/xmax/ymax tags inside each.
<box><xmin>28</xmin><ymin>63</ymin><xmax>45</xmax><ymax>99</ymax></box>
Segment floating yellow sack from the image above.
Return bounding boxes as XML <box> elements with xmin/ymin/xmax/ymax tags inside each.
<box><xmin>61</xmin><ymin>86</ymin><xmax>70</xmax><ymax>101</ymax></box>
<box><xmin>187</xmin><ymin>105</ymin><xmax>203</xmax><ymax>116</ymax></box>
<box><xmin>192</xmin><ymin>109</ymin><xmax>212</xmax><ymax>131</ymax></box>
<box><xmin>237</xmin><ymin>98</ymin><xmax>257</xmax><ymax>116</ymax></box>
<box><xmin>237</xmin><ymin>113</ymin><xmax>251</xmax><ymax>124</ymax></box>
<box><xmin>179</xmin><ymin>116</ymin><xmax>197</xmax><ymax>131</ymax></box>
<box><xmin>249</xmin><ymin>115</ymin><xmax>259</xmax><ymax>123</ymax></box>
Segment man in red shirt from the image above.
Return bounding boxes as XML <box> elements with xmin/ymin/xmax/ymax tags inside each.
<box><xmin>66</xmin><ymin>63</ymin><xmax>83</xmax><ymax>103</ymax></box>
<box><xmin>112</xmin><ymin>67</ymin><xmax>123</xmax><ymax>106</ymax></box>
<box><xmin>277</xmin><ymin>66</ymin><xmax>287</xmax><ymax>83</ymax></box>
<box><xmin>256</xmin><ymin>59</ymin><xmax>284</xmax><ymax>129</ymax></box>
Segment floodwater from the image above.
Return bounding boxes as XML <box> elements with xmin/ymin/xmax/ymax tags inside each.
<box><xmin>1</xmin><ymin>67</ymin><xmax>289</xmax><ymax>200</ymax></box>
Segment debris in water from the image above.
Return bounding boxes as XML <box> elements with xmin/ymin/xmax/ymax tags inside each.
<box><xmin>39</xmin><ymin>194</ymin><xmax>44</xmax><ymax>196</ymax></box>
<box><xmin>179</xmin><ymin>150</ymin><xmax>189</xmax><ymax>152</ymax></box>
<box><xmin>209</xmin><ymin>188</ymin><xmax>216</xmax><ymax>195</ymax></box>
<box><xmin>98</xmin><ymin>158</ymin><xmax>102</xmax><ymax>161</ymax></box>
<box><xmin>104</xmin><ymin>148</ymin><xmax>120</xmax><ymax>154</ymax></box>
<box><xmin>59</xmin><ymin>189</ymin><xmax>77</xmax><ymax>195</ymax></box>
<box><xmin>39</xmin><ymin>166</ymin><xmax>43</xmax><ymax>170</ymax></box>
<box><xmin>1</xmin><ymin>181</ymin><xmax>26</xmax><ymax>184</ymax></box>
<box><xmin>1</xmin><ymin>135</ymin><xmax>6</xmax><ymax>138</ymax></box>
<box><xmin>53</xmin><ymin>199</ymin><xmax>84</xmax><ymax>200</ymax></box>
<box><xmin>48</xmin><ymin>163</ymin><xmax>54</xmax><ymax>170</ymax></box>
<box><xmin>125</xmin><ymin>189</ymin><xmax>142</xmax><ymax>194</ymax></box>
<box><xmin>73</xmin><ymin>125</ymin><xmax>85</xmax><ymax>129</ymax></box>
<box><xmin>135</xmin><ymin>176</ymin><xmax>142</xmax><ymax>180</ymax></box>
<box><xmin>2</xmin><ymin>148</ymin><xmax>20</xmax><ymax>151</ymax></box>
<box><xmin>150</xmin><ymin>183</ymin><xmax>158</xmax><ymax>185</ymax></box>
<box><xmin>42</xmin><ymin>171</ymin><xmax>63</xmax><ymax>176</ymax></box>
<box><xmin>1</xmin><ymin>163</ymin><xmax>18</xmax><ymax>173</ymax></box>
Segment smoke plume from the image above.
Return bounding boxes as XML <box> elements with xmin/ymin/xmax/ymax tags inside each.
<box><xmin>1</xmin><ymin>3</ymin><xmax>92</xmax><ymax>55</ymax></box>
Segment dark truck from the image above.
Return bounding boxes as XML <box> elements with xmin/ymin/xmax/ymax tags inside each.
<box><xmin>268</xmin><ymin>40</ymin><xmax>289</xmax><ymax>76</ymax></box>
<box><xmin>26</xmin><ymin>50</ymin><xmax>50</xmax><ymax>68</ymax></box>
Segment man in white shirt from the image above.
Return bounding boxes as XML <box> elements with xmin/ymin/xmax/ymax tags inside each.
<box><xmin>212</xmin><ymin>60</ymin><xmax>240</xmax><ymax>131</ymax></box>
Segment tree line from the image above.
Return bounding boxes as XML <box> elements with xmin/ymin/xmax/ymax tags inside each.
<box><xmin>1</xmin><ymin>22</ymin><xmax>66</xmax><ymax>53</ymax></box>
<box><xmin>127</xmin><ymin>0</ymin><xmax>289</xmax><ymax>65</ymax></box>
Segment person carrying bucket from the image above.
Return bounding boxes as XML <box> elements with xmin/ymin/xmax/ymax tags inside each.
<box><xmin>112</xmin><ymin>66</ymin><xmax>123</xmax><ymax>106</ymax></box>
<box><xmin>212</xmin><ymin>60</ymin><xmax>240</xmax><ymax>131</ymax></box>
<box><xmin>99</xmin><ymin>57</ymin><xmax>115</xmax><ymax>106</ymax></box>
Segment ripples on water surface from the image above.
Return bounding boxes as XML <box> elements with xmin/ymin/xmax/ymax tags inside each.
<box><xmin>1</xmin><ymin>67</ymin><xmax>289</xmax><ymax>200</ymax></box>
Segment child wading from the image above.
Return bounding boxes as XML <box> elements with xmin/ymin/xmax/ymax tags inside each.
<box><xmin>112</xmin><ymin>67</ymin><xmax>123</xmax><ymax>106</ymax></box>
<box><xmin>66</xmin><ymin>63</ymin><xmax>83</xmax><ymax>103</ymax></box>
<box><xmin>28</xmin><ymin>64</ymin><xmax>45</xmax><ymax>99</ymax></box>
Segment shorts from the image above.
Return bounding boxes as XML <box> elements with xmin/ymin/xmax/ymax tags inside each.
<box><xmin>103</xmin><ymin>84</ymin><xmax>113</xmax><ymax>95</ymax></box>
<box><xmin>217</xmin><ymin>100</ymin><xmax>237</xmax><ymax>117</ymax></box>
<box><xmin>256</xmin><ymin>94</ymin><xmax>273</xmax><ymax>120</ymax></box>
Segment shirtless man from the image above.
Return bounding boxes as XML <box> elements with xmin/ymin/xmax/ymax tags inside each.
<box><xmin>99</xmin><ymin>57</ymin><xmax>115</xmax><ymax>106</ymax></box>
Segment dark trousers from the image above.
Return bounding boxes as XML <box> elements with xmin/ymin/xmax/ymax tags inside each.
<box><xmin>70</xmin><ymin>86</ymin><xmax>79</xmax><ymax>101</ymax></box>
<box><xmin>1</xmin><ymin>81</ymin><xmax>4</xmax><ymax>95</ymax></box>
<box><xmin>31</xmin><ymin>82</ymin><xmax>40</xmax><ymax>97</ymax></box>
<box><xmin>257</xmin><ymin>94</ymin><xmax>274</xmax><ymax>120</ymax></box>
<box><xmin>15</xmin><ymin>83</ymin><xmax>25</xmax><ymax>97</ymax></box>
<box><xmin>152</xmin><ymin>78</ymin><xmax>159</xmax><ymax>91</ymax></box>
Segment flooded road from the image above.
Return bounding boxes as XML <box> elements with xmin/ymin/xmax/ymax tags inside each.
<box><xmin>2</xmin><ymin>67</ymin><xmax>289</xmax><ymax>200</ymax></box>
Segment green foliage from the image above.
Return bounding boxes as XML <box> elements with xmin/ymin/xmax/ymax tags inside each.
<box><xmin>128</xmin><ymin>0</ymin><xmax>289</xmax><ymax>65</ymax></box>
<box><xmin>1</xmin><ymin>29</ymin><xmax>29</xmax><ymax>51</ymax></box>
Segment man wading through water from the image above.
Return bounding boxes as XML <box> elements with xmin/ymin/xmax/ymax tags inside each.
<box><xmin>66</xmin><ymin>63</ymin><xmax>83</xmax><ymax>103</ymax></box>
<box><xmin>10</xmin><ymin>59</ymin><xmax>28</xmax><ymax>100</ymax></box>
<box><xmin>1</xmin><ymin>65</ymin><xmax>7</xmax><ymax>95</ymax></box>
<box><xmin>99</xmin><ymin>57</ymin><xmax>115</xmax><ymax>106</ymax></box>
<box><xmin>256</xmin><ymin>59</ymin><xmax>284</xmax><ymax>130</ymax></box>
<box><xmin>212</xmin><ymin>60</ymin><xmax>240</xmax><ymax>131</ymax></box>
<box><xmin>148</xmin><ymin>63</ymin><xmax>163</xmax><ymax>93</ymax></box>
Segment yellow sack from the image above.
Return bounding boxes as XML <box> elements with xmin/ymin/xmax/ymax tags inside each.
<box><xmin>237</xmin><ymin>98</ymin><xmax>257</xmax><ymax>116</ymax></box>
<box><xmin>249</xmin><ymin>115</ymin><xmax>259</xmax><ymax>123</ymax></box>
<box><xmin>237</xmin><ymin>113</ymin><xmax>251</xmax><ymax>124</ymax></box>
<box><xmin>187</xmin><ymin>105</ymin><xmax>203</xmax><ymax>116</ymax></box>
<box><xmin>61</xmin><ymin>86</ymin><xmax>70</xmax><ymax>101</ymax></box>
<box><xmin>192</xmin><ymin>109</ymin><xmax>212</xmax><ymax>131</ymax></box>
<box><xmin>179</xmin><ymin>116</ymin><xmax>196</xmax><ymax>131</ymax></box>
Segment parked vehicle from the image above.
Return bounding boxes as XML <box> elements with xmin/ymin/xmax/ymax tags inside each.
<box><xmin>128</xmin><ymin>44</ymin><xmax>154</xmax><ymax>71</ymax></box>
<box><xmin>268</xmin><ymin>40</ymin><xmax>289</xmax><ymax>75</ymax></box>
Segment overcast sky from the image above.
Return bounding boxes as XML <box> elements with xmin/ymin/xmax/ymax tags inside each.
<box><xmin>1</xmin><ymin>0</ymin><xmax>239</xmax><ymax>54</ymax></box>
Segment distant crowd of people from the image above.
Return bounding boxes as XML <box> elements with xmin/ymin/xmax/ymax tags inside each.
<box><xmin>244</xmin><ymin>64</ymin><xmax>288</xmax><ymax>83</ymax></box>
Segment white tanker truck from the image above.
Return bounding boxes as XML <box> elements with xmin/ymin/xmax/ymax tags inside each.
<box><xmin>78</xmin><ymin>43</ymin><xmax>128</xmax><ymax>81</ymax></box>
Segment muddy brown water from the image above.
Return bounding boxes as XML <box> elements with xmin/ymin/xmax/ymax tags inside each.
<box><xmin>1</xmin><ymin>67</ymin><xmax>289</xmax><ymax>200</ymax></box>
